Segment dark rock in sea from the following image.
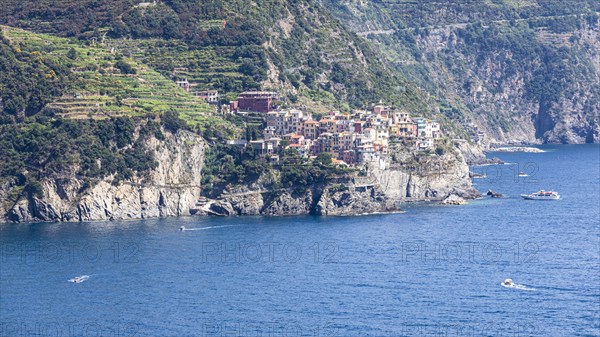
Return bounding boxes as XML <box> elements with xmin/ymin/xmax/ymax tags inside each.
<box><xmin>486</xmin><ymin>189</ymin><xmax>504</xmax><ymax>198</ymax></box>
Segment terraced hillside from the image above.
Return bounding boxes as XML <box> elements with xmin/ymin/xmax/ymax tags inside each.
<box><xmin>104</xmin><ymin>38</ymin><xmax>256</xmax><ymax>95</ymax></box>
<box><xmin>0</xmin><ymin>0</ymin><xmax>432</xmax><ymax>114</ymax></box>
<box><xmin>1</xmin><ymin>0</ymin><xmax>598</xmax><ymax>145</ymax></box>
<box><xmin>1</xmin><ymin>26</ymin><xmax>233</xmax><ymax>134</ymax></box>
<box><xmin>0</xmin><ymin>25</ymin><xmax>241</xmax><ymax>209</ymax></box>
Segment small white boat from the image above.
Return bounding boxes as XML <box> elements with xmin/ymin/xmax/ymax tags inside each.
<box><xmin>68</xmin><ymin>275</ymin><xmax>89</xmax><ymax>283</ymax></box>
<box><xmin>518</xmin><ymin>172</ymin><xmax>528</xmax><ymax>177</ymax></box>
<box><xmin>179</xmin><ymin>226</ymin><xmax>186</xmax><ymax>231</ymax></box>
<box><xmin>501</xmin><ymin>278</ymin><xmax>536</xmax><ymax>291</ymax></box>
<box><xmin>521</xmin><ymin>190</ymin><xmax>560</xmax><ymax>200</ymax></box>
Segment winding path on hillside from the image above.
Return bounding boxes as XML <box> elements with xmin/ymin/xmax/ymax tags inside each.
<box><xmin>356</xmin><ymin>12</ymin><xmax>599</xmax><ymax>37</ymax></box>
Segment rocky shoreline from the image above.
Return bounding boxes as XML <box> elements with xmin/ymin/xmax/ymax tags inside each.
<box><xmin>1</xmin><ymin>132</ymin><xmax>481</xmax><ymax>223</ymax></box>
<box><xmin>490</xmin><ymin>146</ymin><xmax>545</xmax><ymax>153</ymax></box>
<box><xmin>193</xmin><ymin>152</ymin><xmax>481</xmax><ymax>218</ymax></box>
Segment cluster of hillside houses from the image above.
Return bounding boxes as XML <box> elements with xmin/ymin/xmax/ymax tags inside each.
<box><xmin>251</xmin><ymin>106</ymin><xmax>441</xmax><ymax>165</ymax></box>
<box><xmin>178</xmin><ymin>84</ymin><xmax>442</xmax><ymax>165</ymax></box>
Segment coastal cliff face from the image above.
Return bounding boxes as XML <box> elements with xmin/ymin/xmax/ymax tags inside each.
<box><xmin>375</xmin><ymin>152</ymin><xmax>477</xmax><ymax>203</ymax></box>
<box><xmin>211</xmin><ymin>183</ymin><xmax>392</xmax><ymax>217</ymax></box>
<box><xmin>1</xmin><ymin>130</ymin><xmax>205</xmax><ymax>223</ymax></box>
<box><xmin>1</xmin><ymin>133</ymin><xmax>478</xmax><ymax>222</ymax></box>
<box><xmin>412</xmin><ymin>24</ymin><xmax>600</xmax><ymax>145</ymax></box>
<box><xmin>204</xmin><ymin>148</ymin><xmax>478</xmax><ymax>217</ymax></box>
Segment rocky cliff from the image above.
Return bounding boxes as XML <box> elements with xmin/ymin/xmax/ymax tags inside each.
<box><xmin>202</xmin><ymin>148</ymin><xmax>478</xmax><ymax>217</ymax></box>
<box><xmin>411</xmin><ymin>22</ymin><xmax>600</xmax><ymax>145</ymax></box>
<box><xmin>1</xmin><ymin>130</ymin><xmax>205</xmax><ymax>222</ymax></box>
<box><xmin>206</xmin><ymin>182</ymin><xmax>393</xmax><ymax>217</ymax></box>
<box><xmin>375</xmin><ymin>151</ymin><xmax>478</xmax><ymax>203</ymax></box>
<box><xmin>1</xmin><ymin>132</ymin><xmax>480</xmax><ymax>222</ymax></box>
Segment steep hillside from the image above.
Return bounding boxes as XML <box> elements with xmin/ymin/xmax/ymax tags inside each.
<box><xmin>324</xmin><ymin>0</ymin><xmax>600</xmax><ymax>144</ymax></box>
<box><xmin>3</xmin><ymin>0</ymin><xmax>596</xmax><ymax>222</ymax></box>
<box><xmin>0</xmin><ymin>26</ymin><xmax>232</xmax><ymax>131</ymax></box>
<box><xmin>0</xmin><ymin>26</ymin><xmax>236</xmax><ymax>221</ymax></box>
<box><xmin>2</xmin><ymin>0</ymin><xmax>597</xmax><ymax>143</ymax></box>
<box><xmin>0</xmin><ymin>0</ymin><xmax>430</xmax><ymax>113</ymax></box>
<box><xmin>0</xmin><ymin>25</ymin><xmax>478</xmax><ymax>222</ymax></box>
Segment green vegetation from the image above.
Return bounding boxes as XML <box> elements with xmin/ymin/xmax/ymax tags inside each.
<box><xmin>0</xmin><ymin>25</ymin><xmax>238</xmax><ymax>200</ymax></box>
<box><xmin>0</xmin><ymin>0</ymin><xmax>429</xmax><ymax>111</ymax></box>
<box><xmin>201</xmin><ymin>144</ymin><xmax>355</xmax><ymax>198</ymax></box>
<box><xmin>325</xmin><ymin>0</ymin><xmax>599</xmax><ymax>30</ymax></box>
<box><xmin>1</xmin><ymin>0</ymin><xmax>597</xmax><ymax>124</ymax></box>
<box><xmin>105</xmin><ymin>39</ymin><xmax>265</xmax><ymax>95</ymax></box>
<box><xmin>0</xmin><ymin>29</ymin><xmax>70</xmax><ymax>120</ymax></box>
<box><xmin>0</xmin><ymin>26</ymin><xmax>236</xmax><ymax>136</ymax></box>
<box><xmin>451</xmin><ymin>18</ymin><xmax>599</xmax><ymax>135</ymax></box>
<box><xmin>0</xmin><ymin>0</ymin><xmax>597</xmax><ymax>207</ymax></box>
<box><xmin>115</xmin><ymin>59</ymin><xmax>137</xmax><ymax>75</ymax></box>
<box><xmin>0</xmin><ymin>116</ymin><xmax>161</xmax><ymax>197</ymax></box>
<box><xmin>324</xmin><ymin>0</ymin><xmax>599</xmax><ymax>142</ymax></box>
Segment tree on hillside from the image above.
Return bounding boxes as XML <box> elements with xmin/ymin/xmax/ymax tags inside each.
<box><xmin>161</xmin><ymin>110</ymin><xmax>185</xmax><ymax>133</ymax></box>
<box><xmin>115</xmin><ymin>60</ymin><xmax>136</xmax><ymax>74</ymax></box>
<box><xmin>315</xmin><ymin>153</ymin><xmax>333</xmax><ymax>166</ymax></box>
<box><xmin>67</xmin><ymin>47</ymin><xmax>78</xmax><ymax>60</ymax></box>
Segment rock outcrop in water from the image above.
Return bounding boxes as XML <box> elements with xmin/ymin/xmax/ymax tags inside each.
<box><xmin>440</xmin><ymin>195</ymin><xmax>467</xmax><ymax>205</ymax></box>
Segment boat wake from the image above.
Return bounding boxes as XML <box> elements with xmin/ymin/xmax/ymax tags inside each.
<box><xmin>501</xmin><ymin>282</ymin><xmax>536</xmax><ymax>291</ymax></box>
<box><xmin>180</xmin><ymin>225</ymin><xmax>238</xmax><ymax>231</ymax></box>
<box><xmin>357</xmin><ymin>210</ymin><xmax>406</xmax><ymax>216</ymax></box>
<box><xmin>68</xmin><ymin>275</ymin><xmax>90</xmax><ymax>283</ymax></box>
<box><xmin>471</xmin><ymin>162</ymin><xmax>515</xmax><ymax>167</ymax></box>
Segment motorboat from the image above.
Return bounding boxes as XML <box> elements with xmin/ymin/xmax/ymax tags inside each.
<box><xmin>501</xmin><ymin>278</ymin><xmax>536</xmax><ymax>291</ymax></box>
<box><xmin>179</xmin><ymin>226</ymin><xmax>186</xmax><ymax>231</ymax></box>
<box><xmin>518</xmin><ymin>172</ymin><xmax>528</xmax><ymax>177</ymax></box>
<box><xmin>68</xmin><ymin>275</ymin><xmax>89</xmax><ymax>283</ymax></box>
<box><xmin>521</xmin><ymin>190</ymin><xmax>560</xmax><ymax>200</ymax></box>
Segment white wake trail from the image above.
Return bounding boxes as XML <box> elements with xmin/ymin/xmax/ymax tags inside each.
<box><xmin>181</xmin><ymin>225</ymin><xmax>238</xmax><ymax>231</ymax></box>
<box><xmin>501</xmin><ymin>282</ymin><xmax>536</xmax><ymax>291</ymax></box>
<box><xmin>68</xmin><ymin>275</ymin><xmax>90</xmax><ymax>283</ymax></box>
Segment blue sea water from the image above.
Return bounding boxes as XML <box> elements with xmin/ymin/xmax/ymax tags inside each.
<box><xmin>1</xmin><ymin>144</ymin><xmax>599</xmax><ymax>337</ymax></box>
